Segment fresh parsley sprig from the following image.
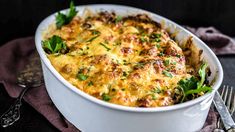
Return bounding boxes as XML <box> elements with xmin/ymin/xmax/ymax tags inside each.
<box><xmin>42</xmin><ymin>35</ymin><xmax>67</xmax><ymax>54</ymax></box>
<box><xmin>178</xmin><ymin>63</ymin><xmax>212</xmax><ymax>102</ymax></box>
<box><xmin>56</xmin><ymin>1</ymin><xmax>78</xmax><ymax>29</ymax></box>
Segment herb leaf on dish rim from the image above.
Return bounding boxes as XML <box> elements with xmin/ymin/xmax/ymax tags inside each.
<box><xmin>56</xmin><ymin>1</ymin><xmax>78</xmax><ymax>29</ymax></box>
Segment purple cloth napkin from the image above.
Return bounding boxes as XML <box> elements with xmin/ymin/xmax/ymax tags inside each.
<box><xmin>0</xmin><ymin>27</ymin><xmax>234</xmax><ymax>132</ymax></box>
<box><xmin>0</xmin><ymin>37</ymin><xmax>79</xmax><ymax>132</ymax></box>
<box><xmin>185</xmin><ymin>26</ymin><xmax>235</xmax><ymax>55</ymax></box>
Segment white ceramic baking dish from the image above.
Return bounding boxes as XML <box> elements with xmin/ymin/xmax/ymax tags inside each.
<box><xmin>35</xmin><ymin>4</ymin><xmax>223</xmax><ymax>132</ymax></box>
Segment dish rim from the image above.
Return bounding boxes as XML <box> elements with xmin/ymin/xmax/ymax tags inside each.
<box><xmin>35</xmin><ymin>4</ymin><xmax>223</xmax><ymax>112</ymax></box>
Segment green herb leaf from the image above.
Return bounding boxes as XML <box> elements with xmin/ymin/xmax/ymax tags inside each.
<box><xmin>172</xmin><ymin>61</ymin><xmax>177</xmax><ymax>65</ymax></box>
<box><xmin>154</xmin><ymin>38</ymin><xmax>161</xmax><ymax>42</ymax></box>
<box><xmin>176</xmin><ymin>54</ymin><xmax>181</xmax><ymax>58</ymax></box>
<box><xmin>115</xmin><ymin>16</ymin><xmax>122</xmax><ymax>23</ymax></box>
<box><xmin>88</xmin><ymin>81</ymin><xmax>93</xmax><ymax>86</ymax></box>
<box><xmin>102</xmin><ymin>94</ymin><xmax>111</xmax><ymax>101</ymax></box>
<box><xmin>151</xmin><ymin>33</ymin><xmax>161</xmax><ymax>38</ymax></box>
<box><xmin>185</xmin><ymin>85</ymin><xmax>212</xmax><ymax>96</ymax></box>
<box><xmin>91</xmin><ymin>30</ymin><xmax>100</xmax><ymax>35</ymax></box>
<box><xmin>178</xmin><ymin>77</ymin><xmax>197</xmax><ymax>102</ymax></box>
<box><xmin>177</xmin><ymin>63</ymin><xmax>212</xmax><ymax>102</ymax></box>
<box><xmin>156</xmin><ymin>44</ymin><xmax>161</xmax><ymax>48</ymax></box>
<box><xmin>151</xmin><ymin>94</ymin><xmax>157</xmax><ymax>100</ymax></box>
<box><xmin>140</xmin><ymin>37</ymin><xmax>147</xmax><ymax>42</ymax></box>
<box><xmin>77</xmin><ymin>73</ymin><xmax>88</xmax><ymax>81</ymax></box>
<box><xmin>56</xmin><ymin>12</ymin><xmax>67</xmax><ymax>29</ymax></box>
<box><xmin>123</xmin><ymin>60</ymin><xmax>131</xmax><ymax>65</ymax></box>
<box><xmin>152</xmin><ymin>87</ymin><xmax>161</xmax><ymax>94</ymax></box>
<box><xmin>42</xmin><ymin>35</ymin><xmax>67</xmax><ymax>54</ymax></box>
<box><xmin>159</xmin><ymin>52</ymin><xmax>164</xmax><ymax>56</ymax></box>
<box><xmin>163</xmin><ymin>59</ymin><xmax>170</xmax><ymax>66</ymax></box>
<box><xmin>155</xmin><ymin>33</ymin><xmax>161</xmax><ymax>38</ymax></box>
<box><xmin>122</xmin><ymin>71</ymin><xmax>128</xmax><ymax>77</ymax></box>
<box><xmin>99</xmin><ymin>43</ymin><xmax>111</xmax><ymax>51</ymax></box>
<box><xmin>86</xmin><ymin>35</ymin><xmax>99</xmax><ymax>42</ymax></box>
<box><xmin>56</xmin><ymin>1</ymin><xmax>78</xmax><ymax>29</ymax></box>
<box><xmin>162</xmin><ymin>70</ymin><xmax>173</xmax><ymax>78</ymax></box>
<box><xmin>197</xmin><ymin>63</ymin><xmax>208</xmax><ymax>89</ymax></box>
<box><xmin>67</xmin><ymin>1</ymin><xmax>77</xmax><ymax>21</ymax></box>
<box><xmin>178</xmin><ymin>77</ymin><xmax>198</xmax><ymax>94</ymax></box>
<box><xmin>135</xmin><ymin>62</ymin><xmax>146</xmax><ymax>69</ymax></box>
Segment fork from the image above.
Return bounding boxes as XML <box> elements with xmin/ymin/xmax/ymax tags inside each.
<box><xmin>214</xmin><ymin>85</ymin><xmax>235</xmax><ymax>132</ymax></box>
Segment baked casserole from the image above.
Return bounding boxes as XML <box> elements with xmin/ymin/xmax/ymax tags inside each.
<box><xmin>41</xmin><ymin>3</ymin><xmax>212</xmax><ymax>107</ymax></box>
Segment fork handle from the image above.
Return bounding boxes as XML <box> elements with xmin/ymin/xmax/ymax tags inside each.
<box><xmin>213</xmin><ymin>128</ymin><xmax>225</xmax><ymax>132</ymax></box>
<box><xmin>227</xmin><ymin>128</ymin><xmax>235</xmax><ymax>132</ymax></box>
<box><xmin>0</xmin><ymin>87</ymin><xmax>29</xmax><ymax>127</ymax></box>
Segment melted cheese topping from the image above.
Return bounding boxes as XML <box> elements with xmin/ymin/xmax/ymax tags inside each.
<box><xmin>43</xmin><ymin>12</ymin><xmax>195</xmax><ymax>107</ymax></box>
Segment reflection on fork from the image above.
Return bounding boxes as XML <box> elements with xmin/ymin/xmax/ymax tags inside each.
<box><xmin>216</xmin><ymin>85</ymin><xmax>235</xmax><ymax>130</ymax></box>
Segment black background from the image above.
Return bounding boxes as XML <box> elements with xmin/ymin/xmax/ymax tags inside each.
<box><xmin>0</xmin><ymin>0</ymin><xmax>235</xmax><ymax>46</ymax></box>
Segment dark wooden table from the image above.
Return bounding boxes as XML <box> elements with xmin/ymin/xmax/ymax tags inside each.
<box><xmin>0</xmin><ymin>52</ymin><xmax>235</xmax><ymax>132</ymax></box>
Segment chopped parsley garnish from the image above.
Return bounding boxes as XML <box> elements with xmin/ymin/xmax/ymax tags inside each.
<box><xmin>83</xmin><ymin>26</ymin><xmax>101</xmax><ymax>43</ymax></box>
<box><xmin>123</xmin><ymin>71</ymin><xmax>128</xmax><ymax>77</ymax></box>
<box><xmin>151</xmin><ymin>33</ymin><xmax>162</xmax><ymax>38</ymax></box>
<box><xmin>42</xmin><ymin>35</ymin><xmax>67</xmax><ymax>54</ymax></box>
<box><xmin>121</xmin><ymin>71</ymin><xmax>128</xmax><ymax>80</ymax></box>
<box><xmin>77</xmin><ymin>69</ymin><xmax>88</xmax><ymax>81</ymax></box>
<box><xmin>135</xmin><ymin>62</ymin><xmax>146</xmax><ymax>69</ymax></box>
<box><xmin>151</xmin><ymin>94</ymin><xmax>157</xmax><ymax>100</ymax></box>
<box><xmin>91</xmin><ymin>30</ymin><xmax>100</xmax><ymax>35</ymax></box>
<box><xmin>172</xmin><ymin>61</ymin><xmax>177</xmax><ymax>65</ymax></box>
<box><xmin>155</xmin><ymin>33</ymin><xmax>161</xmax><ymax>38</ymax></box>
<box><xmin>115</xmin><ymin>16</ymin><xmax>122</xmax><ymax>23</ymax></box>
<box><xmin>163</xmin><ymin>59</ymin><xmax>170</xmax><ymax>66</ymax></box>
<box><xmin>154</xmin><ymin>38</ymin><xmax>161</xmax><ymax>42</ymax></box>
<box><xmin>178</xmin><ymin>63</ymin><xmax>212</xmax><ymax>102</ymax></box>
<box><xmin>86</xmin><ymin>35</ymin><xmax>99</xmax><ymax>42</ymax></box>
<box><xmin>152</xmin><ymin>87</ymin><xmax>161</xmax><ymax>94</ymax></box>
<box><xmin>56</xmin><ymin>1</ymin><xmax>78</xmax><ymax>29</ymax></box>
<box><xmin>114</xmin><ymin>41</ymin><xmax>121</xmax><ymax>46</ymax></box>
<box><xmin>159</xmin><ymin>52</ymin><xmax>164</xmax><ymax>56</ymax></box>
<box><xmin>77</xmin><ymin>73</ymin><xmax>88</xmax><ymax>81</ymax></box>
<box><xmin>123</xmin><ymin>60</ymin><xmax>131</xmax><ymax>65</ymax></box>
<box><xmin>162</xmin><ymin>70</ymin><xmax>173</xmax><ymax>78</ymax></box>
<box><xmin>140</xmin><ymin>37</ymin><xmax>147</xmax><ymax>42</ymax></box>
<box><xmin>88</xmin><ymin>81</ymin><xmax>93</xmax><ymax>86</ymax></box>
<box><xmin>176</xmin><ymin>54</ymin><xmax>181</xmax><ymax>58</ymax></box>
<box><xmin>99</xmin><ymin>43</ymin><xmax>111</xmax><ymax>51</ymax></box>
<box><xmin>156</xmin><ymin>44</ymin><xmax>161</xmax><ymax>48</ymax></box>
<box><xmin>150</xmin><ymin>33</ymin><xmax>161</xmax><ymax>42</ymax></box>
<box><xmin>102</xmin><ymin>94</ymin><xmax>111</xmax><ymax>101</ymax></box>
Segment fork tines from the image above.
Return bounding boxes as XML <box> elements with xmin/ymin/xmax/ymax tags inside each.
<box><xmin>221</xmin><ymin>85</ymin><xmax>235</xmax><ymax>114</ymax></box>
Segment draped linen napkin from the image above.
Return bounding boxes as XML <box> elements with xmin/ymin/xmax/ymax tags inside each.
<box><xmin>0</xmin><ymin>27</ymin><xmax>234</xmax><ymax>132</ymax></box>
<box><xmin>185</xmin><ymin>26</ymin><xmax>235</xmax><ymax>55</ymax></box>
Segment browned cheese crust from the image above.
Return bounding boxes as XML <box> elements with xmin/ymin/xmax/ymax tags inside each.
<box><xmin>43</xmin><ymin>12</ymin><xmax>199</xmax><ymax>107</ymax></box>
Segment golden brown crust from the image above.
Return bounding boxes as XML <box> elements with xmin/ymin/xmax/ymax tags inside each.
<box><xmin>43</xmin><ymin>12</ymin><xmax>197</xmax><ymax>107</ymax></box>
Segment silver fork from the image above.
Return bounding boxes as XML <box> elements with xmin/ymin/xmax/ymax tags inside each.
<box><xmin>221</xmin><ymin>85</ymin><xmax>235</xmax><ymax>114</ymax></box>
<box><xmin>214</xmin><ymin>85</ymin><xmax>235</xmax><ymax>132</ymax></box>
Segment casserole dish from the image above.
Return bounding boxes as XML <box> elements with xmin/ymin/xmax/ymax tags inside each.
<box><xmin>35</xmin><ymin>4</ymin><xmax>223</xmax><ymax>132</ymax></box>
